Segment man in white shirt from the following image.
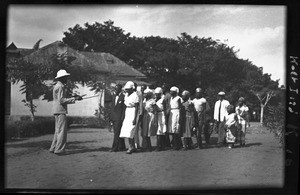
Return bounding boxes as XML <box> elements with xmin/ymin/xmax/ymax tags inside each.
<box><xmin>192</xmin><ymin>88</ymin><xmax>210</xmax><ymax>148</ymax></box>
<box><xmin>213</xmin><ymin>91</ymin><xmax>230</xmax><ymax>147</ymax></box>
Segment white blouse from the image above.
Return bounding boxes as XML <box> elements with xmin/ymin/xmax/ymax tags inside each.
<box><xmin>124</xmin><ymin>92</ymin><xmax>139</xmax><ymax>107</ymax></box>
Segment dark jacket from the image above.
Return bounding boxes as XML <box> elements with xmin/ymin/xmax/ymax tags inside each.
<box><xmin>110</xmin><ymin>92</ymin><xmax>126</xmax><ymax>122</ymax></box>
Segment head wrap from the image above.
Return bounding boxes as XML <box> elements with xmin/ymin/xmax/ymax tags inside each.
<box><xmin>124</xmin><ymin>81</ymin><xmax>135</xmax><ymax>89</ymax></box>
<box><xmin>154</xmin><ymin>87</ymin><xmax>163</xmax><ymax>94</ymax></box>
<box><xmin>218</xmin><ymin>91</ymin><xmax>225</xmax><ymax>96</ymax></box>
<box><xmin>195</xmin><ymin>88</ymin><xmax>202</xmax><ymax>93</ymax></box>
<box><xmin>170</xmin><ymin>86</ymin><xmax>179</xmax><ymax>93</ymax></box>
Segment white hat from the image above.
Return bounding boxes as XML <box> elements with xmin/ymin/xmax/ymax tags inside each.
<box><xmin>218</xmin><ymin>91</ymin><xmax>225</xmax><ymax>96</ymax></box>
<box><xmin>182</xmin><ymin>90</ymin><xmax>190</xmax><ymax>96</ymax></box>
<box><xmin>154</xmin><ymin>87</ymin><xmax>163</xmax><ymax>94</ymax></box>
<box><xmin>144</xmin><ymin>87</ymin><xmax>153</xmax><ymax>94</ymax></box>
<box><xmin>124</xmin><ymin>81</ymin><xmax>135</xmax><ymax>89</ymax></box>
<box><xmin>170</xmin><ymin>86</ymin><xmax>179</xmax><ymax>93</ymax></box>
<box><xmin>55</xmin><ymin>69</ymin><xmax>70</xmax><ymax>79</ymax></box>
<box><xmin>195</xmin><ymin>88</ymin><xmax>202</xmax><ymax>93</ymax></box>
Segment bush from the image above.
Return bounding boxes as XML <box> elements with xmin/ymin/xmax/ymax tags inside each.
<box><xmin>263</xmin><ymin>104</ymin><xmax>285</xmax><ymax>144</ymax></box>
<box><xmin>67</xmin><ymin>116</ymin><xmax>106</xmax><ymax>128</ymax></box>
<box><xmin>5</xmin><ymin>117</ymin><xmax>55</xmax><ymax>141</ymax></box>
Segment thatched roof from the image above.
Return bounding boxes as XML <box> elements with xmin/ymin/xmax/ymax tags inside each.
<box><xmin>6</xmin><ymin>42</ymin><xmax>35</xmax><ymax>57</ymax></box>
<box><xmin>23</xmin><ymin>41</ymin><xmax>108</xmax><ymax>73</ymax></box>
<box><xmin>80</xmin><ymin>51</ymin><xmax>146</xmax><ymax>78</ymax></box>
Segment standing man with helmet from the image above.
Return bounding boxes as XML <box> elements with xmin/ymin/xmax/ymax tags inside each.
<box><xmin>213</xmin><ymin>91</ymin><xmax>230</xmax><ymax>147</ymax></box>
<box><xmin>49</xmin><ymin>69</ymin><xmax>82</xmax><ymax>155</ymax></box>
<box><xmin>192</xmin><ymin>88</ymin><xmax>210</xmax><ymax>149</ymax></box>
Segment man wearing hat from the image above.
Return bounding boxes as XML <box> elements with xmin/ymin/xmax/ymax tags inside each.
<box><xmin>50</xmin><ymin>69</ymin><xmax>82</xmax><ymax>155</ymax></box>
<box><xmin>213</xmin><ymin>91</ymin><xmax>230</xmax><ymax>147</ymax></box>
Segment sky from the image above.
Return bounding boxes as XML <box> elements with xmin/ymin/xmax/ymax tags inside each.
<box><xmin>7</xmin><ymin>4</ymin><xmax>286</xmax><ymax>86</ymax></box>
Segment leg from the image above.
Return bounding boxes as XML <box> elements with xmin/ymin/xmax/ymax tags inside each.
<box><xmin>49</xmin><ymin>115</ymin><xmax>59</xmax><ymax>152</ymax></box>
<box><xmin>241</xmin><ymin>123</ymin><xmax>246</xmax><ymax>146</ymax></box>
<box><xmin>134</xmin><ymin>117</ymin><xmax>141</xmax><ymax>149</ymax></box>
<box><xmin>54</xmin><ymin>114</ymin><xmax>67</xmax><ymax>154</ymax></box>
<box><xmin>165</xmin><ymin>132</ymin><xmax>171</xmax><ymax>148</ymax></box>
<box><xmin>197</xmin><ymin>121</ymin><xmax>204</xmax><ymax>148</ymax></box>
<box><xmin>217</xmin><ymin>122</ymin><xmax>225</xmax><ymax>146</ymax></box>
<box><xmin>203</xmin><ymin>122</ymin><xmax>210</xmax><ymax>144</ymax></box>
<box><xmin>127</xmin><ymin>138</ymin><xmax>136</xmax><ymax>154</ymax></box>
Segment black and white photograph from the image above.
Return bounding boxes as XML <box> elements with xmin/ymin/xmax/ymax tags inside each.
<box><xmin>2</xmin><ymin>2</ymin><xmax>298</xmax><ymax>193</ymax></box>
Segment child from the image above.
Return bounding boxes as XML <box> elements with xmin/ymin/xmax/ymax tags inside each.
<box><xmin>225</xmin><ymin>105</ymin><xmax>238</xmax><ymax>149</ymax></box>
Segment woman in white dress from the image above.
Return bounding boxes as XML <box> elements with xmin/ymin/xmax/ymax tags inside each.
<box><xmin>119</xmin><ymin>81</ymin><xmax>139</xmax><ymax>154</ymax></box>
<box><xmin>155</xmin><ymin>87</ymin><xmax>167</xmax><ymax>151</ymax></box>
<box><xmin>168</xmin><ymin>86</ymin><xmax>182</xmax><ymax>150</ymax></box>
<box><xmin>235</xmin><ymin>97</ymin><xmax>249</xmax><ymax>147</ymax></box>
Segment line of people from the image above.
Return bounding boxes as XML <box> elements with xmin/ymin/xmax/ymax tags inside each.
<box><xmin>109</xmin><ymin>81</ymin><xmax>250</xmax><ymax>154</ymax></box>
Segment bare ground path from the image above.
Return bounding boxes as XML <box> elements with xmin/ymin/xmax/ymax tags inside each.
<box><xmin>5</xmin><ymin>122</ymin><xmax>284</xmax><ymax>190</ymax></box>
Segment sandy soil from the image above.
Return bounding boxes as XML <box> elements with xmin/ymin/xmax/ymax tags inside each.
<box><xmin>5</xmin><ymin>122</ymin><xmax>284</xmax><ymax>190</ymax></box>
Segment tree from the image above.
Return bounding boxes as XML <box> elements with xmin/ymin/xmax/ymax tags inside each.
<box><xmin>255</xmin><ymin>89</ymin><xmax>275</xmax><ymax>125</ymax></box>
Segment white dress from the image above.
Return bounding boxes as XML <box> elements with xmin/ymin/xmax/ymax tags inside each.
<box><xmin>119</xmin><ymin>92</ymin><xmax>139</xmax><ymax>139</ymax></box>
<box><xmin>156</xmin><ymin>95</ymin><xmax>167</xmax><ymax>135</ymax></box>
<box><xmin>168</xmin><ymin>96</ymin><xmax>182</xmax><ymax>134</ymax></box>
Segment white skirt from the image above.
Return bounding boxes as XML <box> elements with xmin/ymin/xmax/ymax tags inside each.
<box><xmin>157</xmin><ymin>112</ymin><xmax>167</xmax><ymax>135</ymax></box>
<box><xmin>119</xmin><ymin>107</ymin><xmax>136</xmax><ymax>139</ymax></box>
<box><xmin>168</xmin><ymin>109</ymin><xmax>180</xmax><ymax>134</ymax></box>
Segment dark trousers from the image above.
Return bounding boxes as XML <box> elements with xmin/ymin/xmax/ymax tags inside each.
<box><xmin>217</xmin><ymin>121</ymin><xmax>226</xmax><ymax>145</ymax></box>
<box><xmin>142</xmin><ymin>137</ymin><xmax>152</xmax><ymax>151</ymax></box>
<box><xmin>112</xmin><ymin>120</ymin><xmax>126</xmax><ymax>151</ymax></box>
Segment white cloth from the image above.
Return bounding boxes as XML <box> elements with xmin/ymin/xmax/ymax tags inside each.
<box><xmin>192</xmin><ymin>98</ymin><xmax>210</xmax><ymax>112</ymax></box>
<box><xmin>156</xmin><ymin>95</ymin><xmax>166</xmax><ymax>135</ymax></box>
<box><xmin>225</xmin><ymin>113</ymin><xmax>237</xmax><ymax>127</ymax></box>
<box><xmin>119</xmin><ymin>92</ymin><xmax>139</xmax><ymax>138</ymax></box>
<box><xmin>170</xmin><ymin>96</ymin><xmax>182</xmax><ymax>109</ymax></box>
<box><xmin>168</xmin><ymin>109</ymin><xmax>180</xmax><ymax>134</ymax></box>
<box><xmin>236</xmin><ymin>105</ymin><xmax>249</xmax><ymax>125</ymax></box>
<box><xmin>214</xmin><ymin>99</ymin><xmax>230</xmax><ymax>122</ymax></box>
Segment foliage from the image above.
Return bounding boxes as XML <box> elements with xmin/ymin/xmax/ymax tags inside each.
<box><xmin>263</xmin><ymin>104</ymin><xmax>285</xmax><ymax>144</ymax></box>
<box><xmin>5</xmin><ymin>117</ymin><xmax>55</xmax><ymax>140</ymax></box>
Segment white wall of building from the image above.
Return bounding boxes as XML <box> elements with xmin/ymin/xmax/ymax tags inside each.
<box><xmin>10</xmin><ymin>81</ymin><xmax>104</xmax><ymax>117</ymax></box>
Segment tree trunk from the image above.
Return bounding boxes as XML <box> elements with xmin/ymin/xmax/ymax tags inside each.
<box><xmin>30</xmin><ymin>99</ymin><xmax>35</xmax><ymax>122</ymax></box>
<box><xmin>260</xmin><ymin>104</ymin><xmax>264</xmax><ymax>125</ymax></box>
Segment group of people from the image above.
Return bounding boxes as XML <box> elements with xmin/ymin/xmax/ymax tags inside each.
<box><xmin>108</xmin><ymin>81</ymin><xmax>250</xmax><ymax>154</ymax></box>
<box><xmin>48</xmin><ymin>69</ymin><xmax>249</xmax><ymax>155</ymax></box>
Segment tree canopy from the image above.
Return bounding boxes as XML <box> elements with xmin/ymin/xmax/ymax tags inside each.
<box><xmin>62</xmin><ymin>20</ymin><xmax>283</xmax><ymax>112</ymax></box>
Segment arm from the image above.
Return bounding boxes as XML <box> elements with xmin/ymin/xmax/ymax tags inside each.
<box><xmin>133</xmin><ymin>103</ymin><xmax>139</xmax><ymax>125</ymax></box>
<box><xmin>57</xmin><ymin>86</ymin><xmax>76</xmax><ymax>105</ymax></box>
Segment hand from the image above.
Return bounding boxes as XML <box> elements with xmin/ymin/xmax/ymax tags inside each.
<box><xmin>75</xmin><ymin>96</ymin><xmax>83</xmax><ymax>101</ymax></box>
<box><xmin>132</xmin><ymin>119</ymin><xmax>136</xmax><ymax>125</ymax></box>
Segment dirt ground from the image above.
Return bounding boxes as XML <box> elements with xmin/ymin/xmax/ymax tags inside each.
<box><xmin>5</xmin><ymin>122</ymin><xmax>284</xmax><ymax>190</ymax></box>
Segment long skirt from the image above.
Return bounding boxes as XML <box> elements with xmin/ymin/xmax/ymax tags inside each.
<box><xmin>168</xmin><ymin>109</ymin><xmax>180</xmax><ymax>134</ymax></box>
<box><xmin>157</xmin><ymin>112</ymin><xmax>167</xmax><ymax>135</ymax></box>
<box><xmin>119</xmin><ymin>107</ymin><xmax>136</xmax><ymax>139</ymax></box>
<box><xmin>182</xmin><ymin>114</ymin><xmax>194</xmax><ymax>138</ymax></box>
<box><xmin>141</xmin><ymin>111</ymin><xmax>157</xmax><ymax>137</ymax></box>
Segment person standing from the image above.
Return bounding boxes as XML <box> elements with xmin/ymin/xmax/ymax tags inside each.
<box><xmin>141</xmin><ymin>88</ymin><xmax>158</xmax><ymax>152</ymax></box>
<box><xmin>134</xmin><ymin>83</ymin><xmax>147</xmax><ymax>149</ymax></box>
<box><xmin>162</xmin><ymin>85</ymin><xmax>172</xmax><ymax>148</ymax></box>
<box><xmin>192</xmin><ymin>88</ymin><xmax>210</xmax><ymax>149</ymax></box>
<box><xmin>235</xmin><ymin>97</ymin><xmax>249</xmax><ymax>147</ymax></box>
<box><xmin>213</xmin><ymin>91</ymin><xmax>230</xmax><ymax>147</ymax></box>
<box><xmin>109</xmin><ymin>83</ymin><xmax>126</xmax><ymax>152</ymax></box>
<box><xmin>155</xmin><ymin>87</ymin><xmax>167</xmax><ymax>151</ymax></box>
<box><xmin>168</xmin><ymin>86</ymin><xmax>182</xmax><ymax>150</ymax></box>
<box><xmin>180</xmin><ymin>90</ymin><xmax>198</xmax><ymax>150</ymax></box>
<box><xmin>49</xmin><ymin>69</ymin><xmax>82</xmax><ymax>155</ymax></box>
<box><xmin>119</xmin><ymin>81</ymin><xmax>139</xmax><ymax>154</ymax></box>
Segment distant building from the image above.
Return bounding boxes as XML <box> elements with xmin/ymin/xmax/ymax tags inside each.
<box><xmin>6</xmin><ymin>41</ymin><xmax>148</xmax><ymax>120</ymax></box>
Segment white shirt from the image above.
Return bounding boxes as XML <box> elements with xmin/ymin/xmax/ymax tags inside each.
<box><xmin>170</xmin><ymin>96</ymin><xmax>182</xmax><ymax>109</ymax></box>
<box><xmin>192</xmin><ymin>98</ymin><xmax>210</xmax><ymax>112</ymax></box>
<box><xmin>236</xmin><ymin>105</ymin><xmax>249</xmax><ymax>122</ymax></box>
<box><xmin>214</xmin><ymin>99</ymin><xmax>230</xmax><ymax>122</ymax></box>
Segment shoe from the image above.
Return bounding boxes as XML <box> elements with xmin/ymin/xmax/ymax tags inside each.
<box><xmin>181</xmin><ymin>147</ymin><xmax>188</xmax><ymax>151</ymax></box>
<box><xmin>126</xmin><ymin>150</ymin><xmax>132</xmax><ymax>154</ymax></box>
<box><xmin>228</xmin><ymin>146</ymin><xmax>232</xmax><ymax>149</ymax></box>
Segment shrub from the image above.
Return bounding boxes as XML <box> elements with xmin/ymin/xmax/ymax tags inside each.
<box><xmin>263</xmin><ymin>104</ymin><xmax>285</xmax><ymax>144</ymax></box>
<box><xmin>5</xmin><ymin>117</ymin><xmax>55</xmax><ymax>141</ymax></box>
<box><xmin>67</xmin><ymin>116</ymin><xmax>106</xmax><ymax>128</ymax></box>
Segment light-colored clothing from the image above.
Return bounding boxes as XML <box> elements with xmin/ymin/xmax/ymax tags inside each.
<box><xmin>119</xmin><ymin>92</ymin><xmax>139</xmax><ymax>139</ymax></box>
<box><xmin>156</xmin><ymin>95</ymin><xmax>167</xmax><ymax>135</ymax></box>
<box><xmin>225</xmin><ymin>113</ymin><xmax>238</xmax><ymax>144</ymax></box>
<box><xmin>50</xmin><ymin>114</ymin><xmax>67</xmax><ymax>153</ymax></box>
<box><xmin>134</xmin><ymin>90</ymin><xmax>144</xmax><ymax>148</ymax></box>
<box><xmin>50</xmin><ymin>81</ymin><xmax>75</xmax><ymax>154</ymax></box>
<box><xmin>52</xmin><ymin>81</ymin><xmax>75</xmax><ymax>114</ymax></box>
<box><xmin>168</xmin><ymin>96</ymin><xmax>182</xmax><ymax>134</ymax></box>
<box><xmin>236</xmin><ymin>105</ymin><xmax>249</xmax><ymax>144</ymax></box>
<box><xmin>214</xmin><ymin>99</ymin><xmax>230</xmax><ymax>122</ymax></box>
<box><xmin>192</xmin><ymin>98</ymin><xmax>210</xmax><ymax>113</ymax></box>
<box><xmin>141</xmin><ymin>98</ymin><xmax>157</xmax><ymax>137</ymax></box>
